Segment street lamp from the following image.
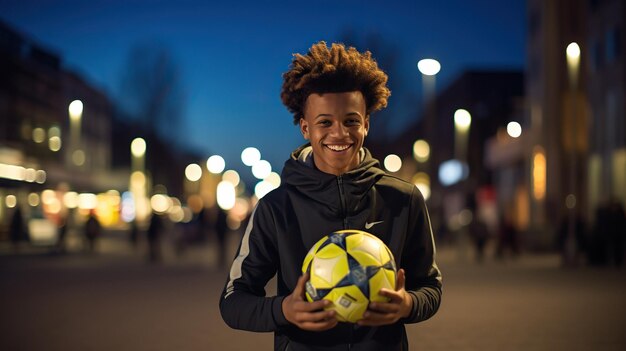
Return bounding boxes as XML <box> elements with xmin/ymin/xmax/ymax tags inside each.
<box><xmin>564</xmin><ymin>41</ymin><xmax>581</xmax><ymax>266</ymax></box>
<box><xmin>68</xmin><ymin>100</ymin><xmax>83</xmax><ymax>166</ymax></box>
<box><xmin>454</xmin><ymin>108</ymin><xmax>472</xmax><ymax>163</ymax></box>
<box><xmin>417</xmin><ymin>58</ymin><xmax>440</xmax><ymax>112</ymax></box>
<box><xmin>130</xmin><ymin>137</ymin><xmax>146</xmax><ymax>172</ymax></box>
<box><xmin>129</xmin><ymin>138</ymin><xmax>148</xmax><ymax>223</ymax></box>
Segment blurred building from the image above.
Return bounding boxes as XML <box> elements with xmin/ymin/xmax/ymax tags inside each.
<box><xmin>375</xmin><ymin>70</ymin><xmax>524</xmax><ymax>244</ymax></box>
<box><xmin>0</xmin><ymin>20</ymin><xmax>221</xmax><ymax>243</ymax></box>
<box><xmin>520</xmin><ymin>0</ymin><xmax>625</xmax><ymax>249</ymax></box>
<box><xmin>585</xmin><ymin>0</ymin><xmax>625</xmax><ymax>215</ymax></box>
<box><xmin>0</xmin><ymin>20</ymin><xmax>129</xmax><ymax>240</ymax></box>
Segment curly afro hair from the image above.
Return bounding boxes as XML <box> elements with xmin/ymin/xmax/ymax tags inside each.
<box><xmin>281</xmin><ymin>41</ymin><xmax>391</xmax><ymax>125</ymax></box>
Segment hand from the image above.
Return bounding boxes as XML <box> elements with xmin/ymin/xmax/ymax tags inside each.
<box><xmin>282</xmin><ymin>273</ymin><xmax>338</xmax><ymax>331</ymax></box>
<box><xmin>357</xmin><ymin>269</ymin><xmax>413</xmax><ymax>326</ymax></box>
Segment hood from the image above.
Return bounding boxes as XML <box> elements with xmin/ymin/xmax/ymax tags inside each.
<box><xmin>281</xmin><ymin>143</ymin><xmax>385</xmax><ymax>216</ymax></box>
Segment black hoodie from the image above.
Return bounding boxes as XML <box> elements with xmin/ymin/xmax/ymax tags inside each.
<box><xmin>220</xmin><ymin>145</ymin><xmax>442</xmax><ymax>350</ymax></box>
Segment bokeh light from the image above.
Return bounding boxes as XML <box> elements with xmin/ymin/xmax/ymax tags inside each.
<box><xmin>28</xmin><ymin>192</ymin><xmax>40</xmax><ymax>207</ymax></box>
<box><xmin>131</xmin><ymin>138</ymin><xmax>146</xmax><ymax>157</ymax></box>
<box><xmin>217</xmin><ymin>181</ymin><xmax>236</xmax><ymax>210</ymax></box>
<box><xmin>32</xmin><ymin>127</ymin><xmax>45</xmax><ymax>143</ymax></box>
<box><xmin>413</xmin><ymin>140</ymin><xmax>430</xmax><ymax>163</ymax></box>
<box><xmin>241</xmin><ymin>147</ymin><xmax>261</xmax><ymax>166</ymax></box>
<box><xmin>185</xmin><ymin>163</ymin><xmax>202</xmax><ymax>181</ymax></box>
<box><xmin>222</xmin><ymin>170</ymin><xmax>240</xmax><ymax>186</ymax></box>
<box><xmin>265</xmin><ymin>172</ymin><xmax>281</xmax><ymax>188</ymax></box>
<box><xmin>417</xmin><ymin>59</ymin><xmax>441</xmax><ymax>76</ymax></box>
<box><xmin>68</xmin><ymin>99</ymin><xmax>83</xmax><ymax>120</ymax></box>
<box><xmin>207</xmin><ymin>155</ymin><xmax>226</xmax><ymax>174</ymax></box>
<box><xmin>252</xmin><ymin>160</ymin><xmax>272</xmax><ymax>179</ymax></box>
<box><xmin>254</xmin><ymin>180</ymin><xmax>275</xmax><ymax>199</ymax></box>
<box><xmin>384</xmin><ymin>154</ymin><xmax>402</xmax><ymax>173</ymax></box>
<box><xmin>507</xmin><ymin>121</ymin><xmax>522</xmax><ymax>138</ymax></box>
<box><xmin>454</xmin><ymin>109</ymin><xmax>472</xmax><ymax>131</ymax></box>
<box><xmin>5</xmin><ymin>194</ymin><xmax>17</xmax><ymax>208</ymax></box>
<box><xmin>150</xmin><ymin>194</ymin><xmax>172</xmax><ymax>213</ymax></box>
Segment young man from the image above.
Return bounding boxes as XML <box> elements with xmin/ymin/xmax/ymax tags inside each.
<box><xmin>220</xmin><ymin>41</ymin><xmax>442</xmax><ymax>350</ymax></box>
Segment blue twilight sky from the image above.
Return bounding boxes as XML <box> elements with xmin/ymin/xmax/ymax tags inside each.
<box><xmin>1</xmin><ymin>0</ymin><xmax>526</xmax><ymax>177</ymax></box>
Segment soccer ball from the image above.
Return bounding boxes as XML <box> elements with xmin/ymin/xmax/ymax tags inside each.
<box><xmin>301</xmin><ymin>229</ymin><xmax>397</xmax><ymax>323</ymax></box>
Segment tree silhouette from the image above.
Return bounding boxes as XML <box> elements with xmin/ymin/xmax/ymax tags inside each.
<box><xmin>118</xmin><ymin>42</ymin><xmax>185</xmax><ymax>145</ymax></box>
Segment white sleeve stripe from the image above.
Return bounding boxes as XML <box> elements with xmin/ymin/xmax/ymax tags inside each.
<box><xmin>224</xmin><ymin>205</ymin><xmax>258</xmax><ymax>299</ymax></box>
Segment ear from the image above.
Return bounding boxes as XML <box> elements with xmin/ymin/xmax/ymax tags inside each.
<box><xmin>299</xmin><ymin>117</ymin><xmax>310</xmax><ymax>140</ymax></box>
<box><xmin>364</xmin><ymin>115</ymin><xmax>370</xmax><ymax>137</ymax></box>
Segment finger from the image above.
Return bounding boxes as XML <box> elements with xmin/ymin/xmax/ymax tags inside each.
<box><xmin>294</xmin><ymin>299</ymin><xmax>332</xmax><ymax>313</ymax></box>
<box><xmin>294</xmin><ymin>309</ymin><xmax>336</xmax><ymax>323</ymax></box>
<box><xmin>396</xmin><ymin>268</ymin><xmax>406</xmax><ymax>290</ymax></box>
<box><xmin>367</xmin><ymin>301</ymin><xmax>400</xmax><ymax>314</ymax></box>
<box><xmin>377</xmin><ymin>288</ymin><xmax>403</xmax><ymax>303</ymax></box>
<box><xmin>293</xmin><ymin>273</ymin><xmax>308</xmax><ymax>299</ymax></box>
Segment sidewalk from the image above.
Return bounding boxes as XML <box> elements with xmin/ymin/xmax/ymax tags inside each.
<box><xmin>1</xmin><ymin>234</ymin><xmax>625</xmax><ymax>351</ymax></box>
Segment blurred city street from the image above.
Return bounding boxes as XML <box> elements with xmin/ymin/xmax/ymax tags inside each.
<box><xmin>1</xmin><ymin>232</ymin><xmax>625</xmax><ymax>351</ymax></box>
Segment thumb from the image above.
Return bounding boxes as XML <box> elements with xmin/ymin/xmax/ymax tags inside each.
<box><xmin>293</xmin><ymin>273</ymin><xmax>308</xmax><ymax>299</ymax></box>
<box><xmin>396</xmin><ymin>269</ymin><xmax>406</xmax><ymax>291</ymax></box>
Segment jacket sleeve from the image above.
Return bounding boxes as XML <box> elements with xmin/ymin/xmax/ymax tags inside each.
<box><xmin>219</xmin><ymin>200</ymin><xmax>290</xmax><ymax>332</ymax></box>
<box><xmin>401</xmin><ymin>187</ymin><xmax>442</xmax><ymax>324</ymax></box>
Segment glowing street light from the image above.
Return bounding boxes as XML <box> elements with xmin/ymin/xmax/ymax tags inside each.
<box><xmin>413</xmin><ymin>139</ymin><xmax>430</xmax><ymax>163</ymax></box>
<box><xmin>417</xmin><ymin>59</ymin><xmax>441</xmax><ymax>76</ymax></box>
<box><xmin>68</xmin><ymin>100</ymin><xmax>84</xmax><ymax>167</ymax></box>
<box><xmin>383</xmin><ymin>154</ymin><xmax>402</xmax><ymax>173</ymax></box>
<box><xmin>68</xmin><ymin>100</ymin><xmax>83</xmax><ymax>122</ymax></box>
<box><xmin>454</xmin><ymin>109</ymin><xmax>472</xmax><ymax>163</ymax></box>
<box><xmin>207</xmin><ymin>155</ymin><xmax>226</xmax><ymax>174</ymax></box>
<box><xmin>252</xmin><ymin>160</ymin><xmax>272</xmax><ymax>179</ymax></box>
<box><xmin>418</xmin><ymin>59</ymin><xmax>440</xmax><ymax>121</ymax></box>
<box><xmin>564</xmin><ymin>41</ymin><xmax>582</xmax><ymax>266</ymax></box>
<box><xmin>241</xmin><ymin>147</ymin><xmax>261</xmax><ymax>166</ymax></box>
<box><xmin>454</xmin><ymin>109</ymin><xmax>472</xmax><ymax>132</ymax></box>
<box><xmin>131</xmin><ymin>137</ymin><xmax>146</xmax><ymax>172</ymax></box>
<box><xmin>185</xmin><ymin>163</ymin><xmax>203</xmax><ymax>182</ymax></box>
<box><xmin>222</xmin><ymin>170</ymin><xmax>241</xmax><ymax>186</ymax></box>
<box><xmin>217</xmin><ymin>181</ymin><xmax>236</xmax><ymax>210</ymax></box>
<box><xmin>507</xmin><ymin>122</ymin><xmax>522</xmax><ymax>138</ymax></box>
<box><xmin>131</xmin><ymin>138</ymin><xmax>146</xmax><ymax>158</ymax></box>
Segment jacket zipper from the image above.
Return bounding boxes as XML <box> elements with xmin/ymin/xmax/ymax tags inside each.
<box><xmin>337</xmin><ymin>175</ymin><xmax>348</xmax><ymax>229</ymax></box>
<box><xmin>338</xmin><ymin>175</ymin><xmax>352</xmax><ymax>349</ymax></box>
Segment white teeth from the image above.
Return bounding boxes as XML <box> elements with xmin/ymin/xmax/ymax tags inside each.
<box><xmin>326</xmin><ymin>144</ymin><xmax>351</xmax><ymax>151</ymax></box>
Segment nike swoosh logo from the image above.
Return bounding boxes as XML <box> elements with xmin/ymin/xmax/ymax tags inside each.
<box><xmin>365</xmin><ymin>221</ymin><xmax>383</xmax><ymax>229</ymax></box>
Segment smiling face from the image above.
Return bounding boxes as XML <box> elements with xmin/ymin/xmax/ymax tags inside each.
<box><xmin>300</xmin><ymin>91</ymin><xmax>369</xmax><ymax>176</ymax></box>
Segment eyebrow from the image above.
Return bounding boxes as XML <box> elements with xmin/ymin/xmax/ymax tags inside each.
<box><xmin>314</xmin><ymin>112</ymin><xmax>363</xmax><ymax>119</ymax></box>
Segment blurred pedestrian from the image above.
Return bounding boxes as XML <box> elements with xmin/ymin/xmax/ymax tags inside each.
<box><xmin>129</xmin><ymin>220</ymin><xmax>139</xmax><ymax>250</ymax></box>
<box><xmin>54</xmin><ymin>212</ymin><xmax>68</xmax><ymax>254</ymax></box>
<box><xmin>469</xmin><ymin>216</ymin><xmax>490</xmax><ymax>263</ymax></box>
<box><xmin>9</xmin><ymin>206</ymin><xmax>27</xmax><ymax>251</ymax></box>
<box><xmin>147</xmin><ymin>212</ymin><xmax>163</xmax><ymax>262</ymax></box>
<box><xmin>556</xmin><ymin>211</ymin><xmax>587</xmax><ymax>266</ymax></box>
<box><xmin>496</xmin><ymin>214</ymin><xmax>519</xmax><ymax>259</ymax></box>
<box><xmin>607</xmin><ymin>199</ymin><xmax>625</xmax><ymax>267</ymax></box>
<box><xmin>84</xmin><ymin>210</ymin><xmax>101</xmax><ymax>253</ymax></box>
<box><xmin>214</xmin><ymin>207</ymin><xmax>229</xmax><ymax>269</ymax></box>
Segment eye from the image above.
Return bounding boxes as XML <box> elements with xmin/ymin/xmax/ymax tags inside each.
<box><xmin>345</xmin><ymin>118</ymin><xmax>361</xmax><ymax>126</ymax></box>
<box><xmin>317</xmin><ymin>120</ymin><xmax>331</xmax><ymax>127</ymax></box>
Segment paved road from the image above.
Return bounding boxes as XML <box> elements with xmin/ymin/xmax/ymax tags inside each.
<box><xmin>1</xmin><ymin>237</ymin><xmax>625</xmax><ymax>351</ymax></box>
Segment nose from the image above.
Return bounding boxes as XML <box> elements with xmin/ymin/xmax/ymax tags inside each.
<box><xmin>330</xmin><ymin>122</ymin><xmax>349</xmax><ymax>137</ymax></box>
